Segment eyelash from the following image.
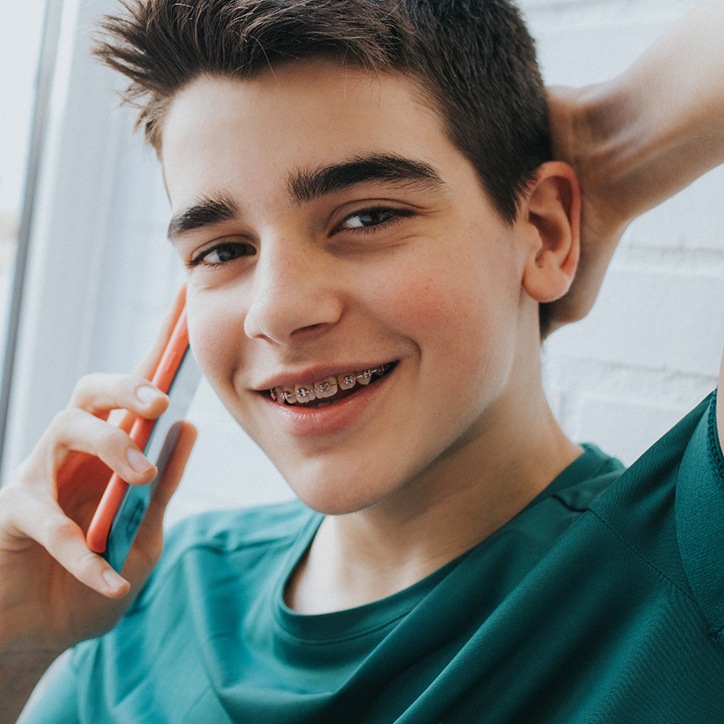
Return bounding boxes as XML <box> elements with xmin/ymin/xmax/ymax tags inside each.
<box><xmin>188</xmin><ymin>206</ymin><xmax>413</xmax><ymax>268</ymax></box>
<box><xmin>335</xmin><ymin>205</ymin><xmax>415</xmax><ymax>234</ymax></box>
<box><xmin>187</xmin><ymin>241</ymin><xmax>256</xmax><ymax>268</ymax></box>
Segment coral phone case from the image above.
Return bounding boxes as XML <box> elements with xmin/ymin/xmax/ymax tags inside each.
<box><xmin>86</xmin><ymin>290</ymin><xmax>200</xmax><ymax>571</ymax></box>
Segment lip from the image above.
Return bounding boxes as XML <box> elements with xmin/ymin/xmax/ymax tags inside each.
<box><xmin>255</xmin><ymin>361</ymin><xmax>397</xmax><ymax>438</ymax></box>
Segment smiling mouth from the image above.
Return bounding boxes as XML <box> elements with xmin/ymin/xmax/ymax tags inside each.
<box><xmin>269</xmin><ymin>362</ymin><xmax>396</xmax><ymax>408</ymax></box>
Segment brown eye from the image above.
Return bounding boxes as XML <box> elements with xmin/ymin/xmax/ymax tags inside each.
<box><xmin>342</xmin><ymin>208</ymin><xmax>397</xmax><ymax>229</ymax></box>
<box><xmin>191</xmin><ymin>242</ymin><xmax>256</xmax><ymax>267</ymax></box>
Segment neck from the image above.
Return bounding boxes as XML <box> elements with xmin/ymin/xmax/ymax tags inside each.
<box><xmin>286</xmin><ymin>323</ymin><xmax>581</xmax><ymax>614</ymax></box>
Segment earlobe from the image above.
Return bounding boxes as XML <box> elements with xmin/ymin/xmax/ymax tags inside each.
<box><xmin>521</xmin><ymin>161</ymin><xmax>581</xmax><ymax>303</ymax></box>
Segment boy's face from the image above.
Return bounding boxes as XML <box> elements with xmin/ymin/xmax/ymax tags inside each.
<box><xmin>162</xmin><ymin>61</ymin><xmax>538</xmax><ymax>514</ymax></box>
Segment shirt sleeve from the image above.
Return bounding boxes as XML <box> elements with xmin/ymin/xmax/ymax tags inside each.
<box><xmin>19</xmin><ymin>651</ymin><xmax>80</xmax><ymax>724</ymax></box>
<box><xmin>675</xmin><ymin>390</ymin><xmax>724</xmax><ymax>646</ymax></box>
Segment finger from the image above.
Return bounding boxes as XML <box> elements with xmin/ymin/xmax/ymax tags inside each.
<box><xmin>68</xmin><ymin>373</ymin><xmax>169</xmax><ymax>422</ymax></box>
<box><xmin>38</xmin><ymin>409</ymin><xmax>159</xmax><ymax>487</ymax></box>
<box><xmin>7</xmin><ymin>494</ymin><xmax>129</xmax><ymax>598</ymax></box>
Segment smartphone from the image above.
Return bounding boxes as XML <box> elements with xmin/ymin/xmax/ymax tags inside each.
<box><xmin>86</xmin><ymin>296</ymin><xmax>201</xmax><ymax>572</ymax></box>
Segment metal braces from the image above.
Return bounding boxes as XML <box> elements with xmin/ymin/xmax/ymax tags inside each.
<box><xmin>270</xmin><ymin>365</ymin><xmax>388</xmax><ymax>403</ymax></box>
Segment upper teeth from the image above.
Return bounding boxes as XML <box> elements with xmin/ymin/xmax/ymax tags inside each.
<box><xmin>270</xmin><ymin>367</ymin><xmax>386</xmax><ymax>405</ymax></box>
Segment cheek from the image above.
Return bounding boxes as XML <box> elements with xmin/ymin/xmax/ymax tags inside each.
<box><xmin>383</xmin><ymin>246</ymin><xmax>520</xmax><ymax>407</ymax></box>
<box><xmin>186</xmin><ymin>291</ymin><xmax>246</xmax><ymax>390</ymax></box>
<box><xmin>366</xmin><ymin>249</ymin><xmax>514</xmax><ymax>351</ymax></box>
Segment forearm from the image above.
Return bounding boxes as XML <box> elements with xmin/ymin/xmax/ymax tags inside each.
<box><xmin>581</xmin><ymin>0</ymin><xmax>724</xmax><ymax>226</ymax></box>
<box><xmin>547</xmin><ymin>0</ymin><xmax>724</xmax><ymax>329</ymax></box>
<box><xmin>0</xmin><ymin>651</ymin><xmax>58</xmax><ymax>724</ymax></box>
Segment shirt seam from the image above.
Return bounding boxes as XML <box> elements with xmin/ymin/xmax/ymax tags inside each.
<box><xmin>588</xmin><ymin>508</ymin><xmax>697</xmax><ymax>605</ymax></box>
<box><xmin>550</xmin><ymin>460</ymin><xmax>622</xmax><ymax>513</ymax></box>
<box><xmin>529</xmin><ymin>450</ymin><xmax>622</xmax><ymax>516</ymax></box>
<box><xmin>273</xmin><ymin>608</ymin><xmax>413</xmax><ymax>647</ymax></box>
<box><xmin>128</xmin><ymin>534</ymin><xmax>305</xmax><ymax>615</ymax></box>
<box><xmin>708</xmin><ymin>389</ymin><xmax>724</xmax><ymax>491</ymax></box>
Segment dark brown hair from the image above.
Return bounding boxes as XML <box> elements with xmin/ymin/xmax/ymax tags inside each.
<box><xmin>96</xmin><ymin>0</ymin><xmax>553</xmax><ymax>328</ymax></box>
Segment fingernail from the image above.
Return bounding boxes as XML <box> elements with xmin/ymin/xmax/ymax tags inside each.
<box><xmin>136</xmin><ymin>384</ymin><xmax>162</xmax><ymax>405</ymax></box>
<box><xmin>103</xmin><ymin>568</ymin><xmax>127</xmax><ymax>592</ymax></box>
<box><xmin>127</xmin><ymin>447</ymin><xmax>153</xmax><ymax>474</ymax></box>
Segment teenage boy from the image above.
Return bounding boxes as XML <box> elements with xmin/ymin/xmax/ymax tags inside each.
<box><xmin>1</xmin><ymin>0</ymin><xmax>723</xmax><ymax>722</ymax></box>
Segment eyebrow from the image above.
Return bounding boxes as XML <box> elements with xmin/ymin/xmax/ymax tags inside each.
<box><xmin>167</xmin><ymin>193</ymin><xmax>239</xmax><ymax>240</ymax></box>
<box><xmin>167</xmin><ymin>154</ymin><xmax>444</xmax><ymax>240</ymax></box>
<box><xmin>289</xmin><ymin>154</ymin><xmax>444</xmax><ymax>204</ymax></box>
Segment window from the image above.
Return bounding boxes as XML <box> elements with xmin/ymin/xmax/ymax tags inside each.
<box><xmin>0</xmin><ymin>1</ymin><xmax>49</xmax><ymax>466</ymax></box>
<box><xmin>0</xmin><ymin>0</ymin><xmax>288</xmax><ymax>517</ymax></box>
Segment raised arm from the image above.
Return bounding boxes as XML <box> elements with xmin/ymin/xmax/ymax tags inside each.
<box><xmin>546</xmin><ymin>0</ymin><xmax>724</xmax><ymax>330</ymax></box>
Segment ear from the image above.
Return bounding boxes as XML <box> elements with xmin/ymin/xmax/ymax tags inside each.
<box><xmin>520</xmin><ymin>161</ymin><xmax>580</xmax><ymax>303</ymax></box>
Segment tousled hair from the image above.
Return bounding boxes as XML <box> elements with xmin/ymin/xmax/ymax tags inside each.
<box><xmin>96</xmin><ymin>0</ymin><xmax>554</xmax><ymax>330</ymax></box>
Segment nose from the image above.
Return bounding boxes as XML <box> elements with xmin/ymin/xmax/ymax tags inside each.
<box><xmin>243</xmin><ymin>237</ymin><xmax>343</xmax><ymax>345</ymax></box>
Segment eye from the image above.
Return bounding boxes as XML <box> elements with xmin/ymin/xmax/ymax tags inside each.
<box><xmin>189</xmin><ymin>241</ymin><xmax>256</xmax><ymax>268</ymax></box>
<box><xmin>337</xmin><ymin>206</ymin><xmax>413</xmax><ymax>233</ymax></box>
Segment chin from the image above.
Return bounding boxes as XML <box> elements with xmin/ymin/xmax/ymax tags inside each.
<box><xmin>282</xmin><ymin>468</ymin><xmax>390</xmax><ymax>517</ymax></box>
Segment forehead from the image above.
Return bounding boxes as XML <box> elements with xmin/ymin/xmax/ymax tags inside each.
<box><xmin>159</xmin><ymin>61</ymin><xmax>466</xmax><ymax>209</ymax></box>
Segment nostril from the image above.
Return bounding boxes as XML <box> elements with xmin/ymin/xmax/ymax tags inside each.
<box><xmin>290</xmin><ymin>321</ymin><xmax>331</xmax><ymax>337</ymax></box>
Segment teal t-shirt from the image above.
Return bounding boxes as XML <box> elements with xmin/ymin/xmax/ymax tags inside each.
<box><xmin>26</xmin><ymin>393</ymin><xmax>724</xmax><ymax>722</ymax></box>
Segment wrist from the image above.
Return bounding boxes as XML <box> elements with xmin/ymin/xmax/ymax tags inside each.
<box><xmin>583</xmin><ymin>46</ymin><xmax>724</xmax><ymax>226</ymax></box>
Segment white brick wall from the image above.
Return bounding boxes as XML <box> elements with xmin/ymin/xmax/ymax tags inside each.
<box><xmin>524</xmin><ymin>0</ymin><xmax>723</xmax><ymax>464</ymax></box>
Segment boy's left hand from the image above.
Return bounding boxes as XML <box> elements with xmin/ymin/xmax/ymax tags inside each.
<box><xmin>543</xmin><ymin>85</ymin><xmax>629</xmax><ymax>333</ymax></box>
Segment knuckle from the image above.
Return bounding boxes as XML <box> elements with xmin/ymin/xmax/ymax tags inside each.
<box><xmin>41</xmin><ymin>515</ymin><xmax>77</xmax><ymax>546</ymax></box>
<box><xmin>68</xmin><ymin>372</ymin><xmax>155</xmax><ymax>419</ymax></box>
<box><xmin>76</xmin><ymin>549</ymin><xmax>101</xmax><ymax>578</ymax></box>
<box><xmin>43</xmin><ymin>409</ymin><xmax>80</xmax><ymax>446</ymax></box>
<box><xmin>9</xmin><ymin>456</ymin><xmax>39</xmax><ymax>487</ymax></box>
<box><xmin>98</xmin><ymin>424</ymin><xmax>128</xmax><ymax>451</ymax></box>
<box><xmin>0</xmin><ymin>484</ymin><xmax>22</xmax><ymax>516</ymax></box>
<box><xmin>69</xmin><ymin>373</ymin><xmax>105</xmax><ymax>405</ymax></box>
<box><xmin>49</xmin><ymin>407</ymin><xmax>83</xmax><ymax>432</ymax></box>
